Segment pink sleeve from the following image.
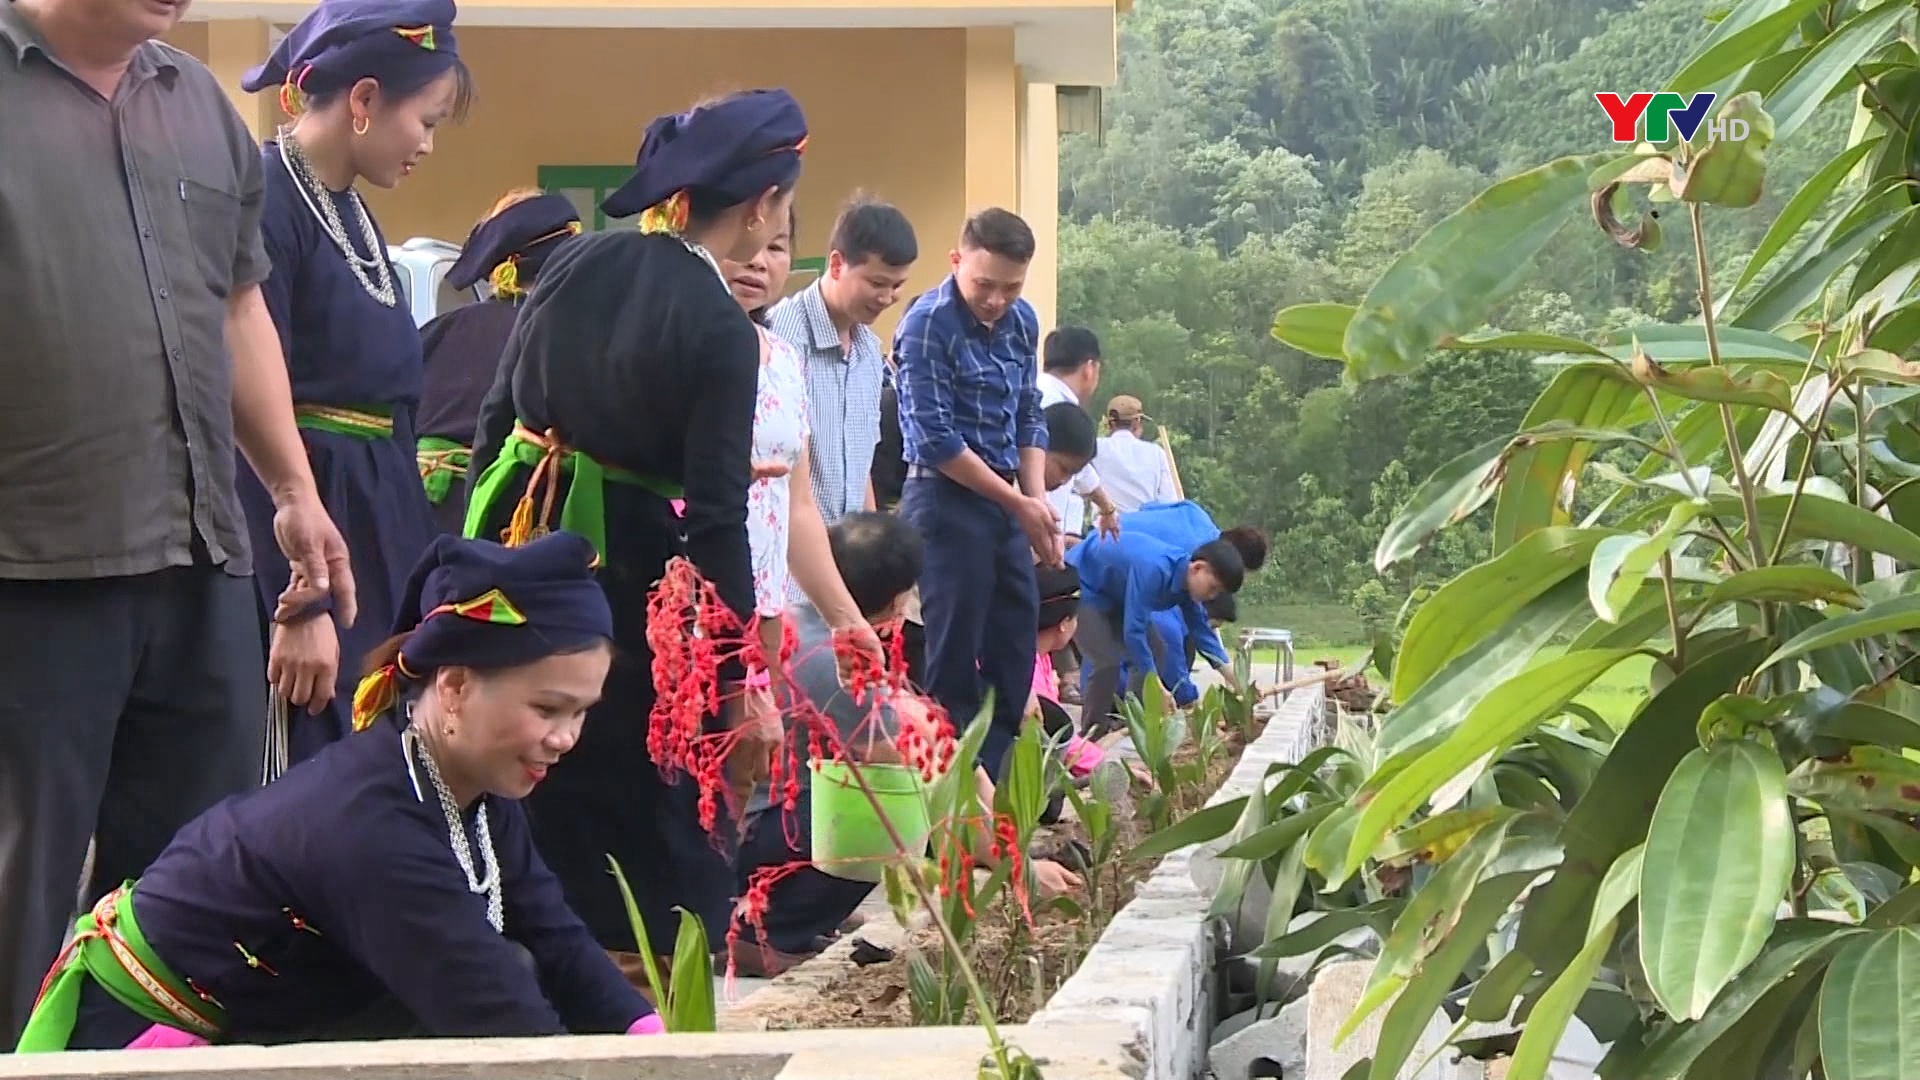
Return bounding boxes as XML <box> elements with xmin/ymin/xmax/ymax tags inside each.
<box><xmin>1031</xmin><ymin>652</ymin><xmax>1057</xmax><ymax>703</ymax></box>
<box><xmin>628</xmin><ymin>1013</ymin><xmax>666</xmax><ymax>1035</ymax></box>
<box><xmin>126</xmin><ymin>1025</ymin><xmax>210</xmax><ymax>1049</ymax></box>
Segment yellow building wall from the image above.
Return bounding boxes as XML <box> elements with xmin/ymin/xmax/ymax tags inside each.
<box><xmin>169</xmin><ymin>22</ymin><xmax>1058</xmax><ymax>339</ymax></box>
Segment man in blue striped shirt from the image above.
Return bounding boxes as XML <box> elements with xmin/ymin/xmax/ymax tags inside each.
<box><xmin>766</xmin><ymin>198</ymin><xmax>918</xmax><ymax>528</ymax></box>
<box><xmin>893</xmin><ymin>208</ymin><xmax>1060</xmax><ymax>776</ymax></box>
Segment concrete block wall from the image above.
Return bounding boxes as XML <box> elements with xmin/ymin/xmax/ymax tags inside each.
<box><xmin>1029</xmin><ymin>686</ymin><xmax>1331</xmax><ymax>1080</ymax></box>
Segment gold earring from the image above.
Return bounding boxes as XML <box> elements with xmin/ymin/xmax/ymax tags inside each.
<box><xmin>352</xmin><ymin>115</ymin><xmax>370</xmax><ymax>137</ymax></box>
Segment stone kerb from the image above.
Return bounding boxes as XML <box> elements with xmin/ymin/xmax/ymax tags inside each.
<box><xmin>0</xmin><ymin>1022</ymin><xmax>1149</xmax><ymax>1080</ymax></box>
<box><xmin>1028</xmin><ymin>685</ymin><xmax>1330</xmax><ymax>1080</ymax></box>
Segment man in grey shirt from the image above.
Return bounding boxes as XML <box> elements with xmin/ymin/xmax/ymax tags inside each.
<box><xmin>0</xmin><ymin>0</ymin><xmax>354</xmax><ymax>1042</ymax></box>
<box><xmin>766</xmin><ymin>198</ymin><xmax>917</xmax><ymax>531</ymax></box>
<box><xmin>734</xmin><ymin>513</ymin><xmax>924</xmax><ymax>975</ymax></box>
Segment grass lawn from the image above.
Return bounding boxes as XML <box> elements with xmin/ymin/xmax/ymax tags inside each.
<box><xmin>1237</xmin><ymin>601</ymin><xmax>1653</xmax><ymax>730</ymax></box>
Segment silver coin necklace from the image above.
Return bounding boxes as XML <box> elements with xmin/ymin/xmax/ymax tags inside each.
<box><xmin>402</xmin><ymin>710</ymin><xmax>503</xmax><ymax>932</ymax></box>
<box><xmin>277</xmin><ymin>125</ymin><xmax>397</xmax><ymax>307</ymax></box>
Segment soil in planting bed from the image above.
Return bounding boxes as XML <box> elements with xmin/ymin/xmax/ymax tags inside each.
<box><xmin>753</xmin><ymin>716</ymin><xmax>1266</xmax><ymax>1030</ymax></box>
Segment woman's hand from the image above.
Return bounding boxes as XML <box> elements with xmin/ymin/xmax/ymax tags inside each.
<box><xmin>726</xmin><ymin>684</ymin><xmax>784</xmax><ymax>802</ymax></box>
<box><xmin>750</xmin><ymin>460</ymin><xmax>791</xmax><ymax>482</ymax></box>
<box><xmin>271</xmin><ymin>496</ymin><xmax>357</xmax><ymax>627</ymax></box>
<box><xmin>1031</xmin><ymin>858</ymin><xmax>1083</xmax><ymax>898</ymax></box>
<box><xmin>831</xmin><ymin>620</ymin><xmax>886</xmax><ymax>688</ymax></box>
<box><xmin>1012</xmin><ymin>495</ymin><xmax>1063</xmax><ymax>566</ymax></box>
<box><xmin>268</xmin><ymin>613</ymin><xmax>339</xmax><ymax>714</ymax></box>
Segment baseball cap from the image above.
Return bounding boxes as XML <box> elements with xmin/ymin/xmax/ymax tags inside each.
<box><xmin>1106</xmin><ymin>394</ymin><xmax>1145</xmax><ymax>421</ymax></box>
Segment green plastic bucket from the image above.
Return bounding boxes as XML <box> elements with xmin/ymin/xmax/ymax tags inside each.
<box><xmin>810</xmin><ymin>760</ymin><xmax>931</xmax><ymax>883</ymax></box>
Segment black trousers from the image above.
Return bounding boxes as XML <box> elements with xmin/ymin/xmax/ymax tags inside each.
<box><xmin>898</xmin><ymin>475</ymin><xmax>1038</xmax><ymax>779</ymax></box>
<box><xmin>735</xmin><ymin>788</ymin><xmax>877</xmax><ymax>955</ymax></box>
<box><xmin>0</xmin><ymin>567</ymin><xmax>263</xmax><ymax>1047</ymax></box>
<box><xmin>477</xmin><ymin>477</ymin><xmax>738</xmax><ymax>955</ymax></box>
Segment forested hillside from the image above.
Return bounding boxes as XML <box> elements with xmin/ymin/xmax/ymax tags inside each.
<box><xmin>1056</xmin><ymin>0</ymin><xmax>1851</xmax><ymax>637</ymax></box>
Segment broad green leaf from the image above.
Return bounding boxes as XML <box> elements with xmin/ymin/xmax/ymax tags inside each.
<box><xmin>1618</xmin><ymin>923</ymin><xmax>1861</xmax><ymax>1078</ymax></box>
<box><xmin>1442</xmin><ymin>329</ymin><xmax>1604</xmax><ymax>354</ymax></box>
<box><xmin>1735</xmin><ymin>208</ymin><xmax>1908</xmax><ymax>329</ymax></box>
<box><xmin>1730</xmin><ymin>136</ymin><xmax>1882</xmax><ymax>298</ymax></box>
<box><xmin>1374</xmin><ymin>433</ymin><xmax>1509</xmax><ymax>570</ymax></box>
<box><xmin>608</xmin><ymin>856</ymin><xmax>674</xmax><ymax>1029</ymax></box>
<box><xmin>1630</xmin><ymin>351</ymin><xmax>1797</xmax><ymax>411</ymax></box>
<box><xmin>1667</xmin><ymin>0</ymin><xmax>1833</xmax><ymax>95</ymax></box>
<box><xmin>1377</xmin><ymin>805</ymin><xmax>1521</xmax><ymax>867</ymax></box>
<box><xmin>1673</xmin><ymin>93</ymin><xmax>1775</xmax><ymax>208</ymax></box>
<box><xmin>1588</xmin><ymin>504</ymin><xmax>1701</xmax><ymax>622</ymax></box>
<box><xmin>1520</xmin><ymin>640</ymin><xmax>1770</xmax><ymax>971</ymax></box>
<box><xmin>1378</xmin><ymin>424</ymin><xmax>1647</xmax><ymax>570</ymax></box>
<box><xmin>1249</xmin><ymin>899</ymin><xmax>1406</xmax><ymax>960</ymax></box>
<box><xmin>1208</xmin><ymin>762</ymin><xmax>1272</xmax><ymax>919</ymax></box>
<box><xmin>1731</xmin><ymin>491</ymin><xmax>1920</xmax><ymax>565</ymax></box>
<box><xmin>1700</xmin><ymin>564</ymin><xmax>1865</xmax><ymax>609</ymax></box>
<box><xmin>1820</xmin><ymin>927</ymin><xmax>1920</xmax><ymax>1080</ymax></box>
<box><xmin>1366</xmin><ymin>853</ymin><xmax>1559</xmax><ymax>1080</ymax></box>
<box><xmin>1493</xmin><ymin>364</ymin><xmax>1649</xmax><ymax>551</ymax></box>
<box><xmin>1640</xmin><ymin>741</ymin><xmax>1796</xmax><ymax>1020</ymax></box>
<box><xmin>1377</xmin><ymin>578</ymin><xmax>1591</xmax><ymax>757</ymax></box>
<box><xmin>1344</xmin><ymin>649</ymin><xmax>1637</xmax><ymax>881</ymax></box>
<box><xmin>665</xmin><ymin>907</ymin><xmax>716</xmax><ymax>1032</ymax></box>
<box><xmin>1823</xmin><ymin>701</ymin><xmax>1920</xmax><ymax>751</ymax></box>
<box><xmin>1829</xmin><ymin>807</ymin><xmax>1920</xmax><ymax>867</ymax></box>
<box><xmin>1789</xmin><ymin>746</ymin><xmax>1920</xmax><ymax>813</ymax></box>
<box><xmin>1777</xmin><ymin>603</ymin><xmax>1878</xmax><ymax>694</ymax></box>
<box><xmin>1869</xmin><ymin>879</ymin><xmax>1920</xmax><ymax>929</ymax></box>
<box><xmin>1342</xmin><ymin>153</ymin><xmax>1621</xmax><ymax>380</ymax></box>
<box><xmin>1764</xmin><ymin>0</ymin><xmax>1910</xmax><ymax>142</ymax></box>
<box><xmin>1271</xmin><ymin>301</ymin><xmax>1606</xmax><ymax>361</ymax></box>
<box><xmin>1507</xmin><ymin>846</ymin><xmax>1643</xmax><ymax>1080</ymax></box>
<box><xmin>1610</xmin><ymin>322</ymin><xmax>1813</xmax><ymax>365</ymax></box>
<box><xmin>1763</xmin><ymin>593</ymin><xmax>1920</xmax><ymax>669</ymax></box>
<box><xmin>1353</xmin><ymin>817</ymin><xmax>1526</xmax><ymax>1029</ymax></box>
<box><xmin>1837</xmin><ymin>348</ymin><xmax>1920</xmax><ymax>386</ymax></box>
<box><xmin>1394</xmin><ymin>526</ymin><xmax>1613</xmax><ymax>701</ymax></box>
<box><xmin>1218</xmin><ymin>802</ymin><xmax>1337</xmax><ymax>861</ymax></box>
<box><xmin>1463</xmin><ymin>948</ymin><xmax>1538</xmax><ymax>1023</ymax></box>
<box><xmin>1270</xmin><ymin>302</ymin><xmax>1353</xmax><ymax>360</ymax></box>
<box><xmin>1128</xmin><ymin>796</ymin><xmax>1248</xmax><ymax>860</ymax></box>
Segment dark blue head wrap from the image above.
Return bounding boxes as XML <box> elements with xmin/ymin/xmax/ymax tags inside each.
<box><xmin>351</xmin><ymin>531</ymin><xmax>611</xmax><ymax>729</ymax></box>
<box><xmin>601</xmin><ymin>89</ymin><xmax>808</xmax><ymax>223</ymax></box>
<box><xmin>241</xmin><ymin>0</ymin><xmax>459</xmax><ymax>110</ymax></box>
<box><xmin>445</xmin><ymin>193</ymin><xmax>582</xmax><ymax>293</ymax></box>
<box><xmin>1036</xmin><ymin>564</ymin><xmax>1081</xmax><ymax>631</ymax></box>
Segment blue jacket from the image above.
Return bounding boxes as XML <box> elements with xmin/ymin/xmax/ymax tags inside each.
<box><xmin>1066</xmin><ymin>532</ymin><xmax>1213</xmax><ymax>681</ymax></box>
<box><xmin>1118</xmin><ymin>500</ymin><xmax>1231</xmax><ymax>667</ymax></box>
<box><xmin>1116</xmin><ymin>608</ymin><xmax>1202</xmax><ymax>707</ymax></box>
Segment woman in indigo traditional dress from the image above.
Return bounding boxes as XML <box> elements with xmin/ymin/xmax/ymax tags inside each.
<box><xmin>14</xmin><ymin>533</ymin><xmax>663</xmax><ymax>1051</ymax></box>
<box><xmin>416</xmin><ymin>190</ymin><xmax>582</xmax><ymax>536</ymax></box>
<box><xmin>465</xmin><ymin>90</ymin><xmax>881</xmax><ymax>978</ymax></box>
<box><xmin>236</xmin><ymin>0</ymin><xmax>473</xmax><ymax>765</ymax></box>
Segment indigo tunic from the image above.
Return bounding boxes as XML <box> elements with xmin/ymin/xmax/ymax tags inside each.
<box><xmin>237</xmin><ymin>142</ymin><xmax>440</xmax><ymax>759</ymax></box>
<box><xmin>68</xmin><ymin>715</ymin><xmax>652</xmax><ymax>1046</ymax></box>
<box><xmin>468</xmin><ymin>229</ymin><xmax>759</xmax><ymax>955</ymax></box>
<box><xmin>417</xmin><ymin>299</ymin><xmax>520</xmax><ymax>535</ymax></box>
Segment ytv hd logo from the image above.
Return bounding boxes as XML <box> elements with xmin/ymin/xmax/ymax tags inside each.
<box><xmin>1595</xmin><ymin>92</ymin><xmax>1751</xmax><ymax>145</ymax></box>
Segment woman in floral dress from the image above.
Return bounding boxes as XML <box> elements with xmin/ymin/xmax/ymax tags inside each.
<box><xmin>722</xmin><ymin>211</ymin><xmax>866</xmax><ymax>669</ymax></box>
